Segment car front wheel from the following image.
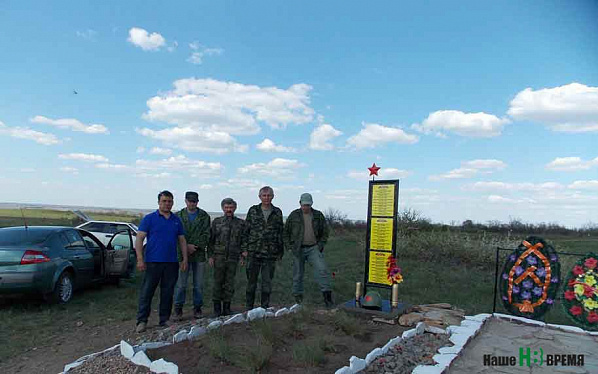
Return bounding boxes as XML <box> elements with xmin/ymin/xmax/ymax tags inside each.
<box><xmin>50</xmin><ymin>272</ymin><xmax>74</xmax><ymax>304</ymax></box>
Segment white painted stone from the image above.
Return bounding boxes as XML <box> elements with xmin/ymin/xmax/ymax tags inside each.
<box><xmin>448</xmin><ymin>325</ymin><xmax>478</xmax><ymax>337</ymax></box>
<box><xmin>63</xmin><ymin>344</ymin><xmax>120</xmax><ymax>373</ymax></box>
<box><xmin>365</xmin><ymin>347</ymin><xmax>383</xmax><ymax>365</ymax></box>
<box><xmin>266</xmin><ymin>311</ymin><xmax>275</xmax><ymax>318</ymax></box>
<box><xmin>464</xmin><ymin>313</ymin><xmax>491</xmax><ymax>322</ymax></box>
<box><xmin>449</xmin><ymin>333</ymin><xmax>470</xmax><ymax>347</ymax></box>
<box><xmin>289</xmin><ymin>303</ymin><xmax>301</xmax><ymax>313</ymax></box>
<box><xmin>437</xmin><ymin>345</ymin><xmax>462</xmax><ymax>355</ymax></box>
<box><xmin>459</xmin><ymin>319</ymin><xmax>483</xmax><ymax>328</ymax></box>
<box><xmin>267</xmin><ymin>307</ymin><xmax>276</xmax><ymax>313</ymax></box>
<box><xmin>424</xmin><ymin>325</ymin><xmax>447</xmax><ymax>335</ymax></box>
<box><xmin>275</xmin><ymin>308</ymin><xmax>289</xmax><ymax>317</ymax></box>
<box><xmin>415</xmin><ymin>321</ymin><xmax>426</xmax><ymax>335</ymax></box>
<box><xmin>495</xmin><ymin>314</ymin><xmax>546</xmax><ymax>327</ymax></box>
<box><xmin>247</xmin><ymin>307</ymin><xmax>266</xmax><ymax>321</ymax></box>
<box><xmin>131</xmin><ymin>350</ymin><xmax>152</xmax><ymax>368</ymax></box>
<box><xmin>63</xmin><ymin>361</ymin><xmax>85</xmax><ymax>372</ymax></box>
<box><xmin>187</xmin><ymin>326</ymin><xmax>207</xmax><ymax>340</ymax></box>
<box><xmin>432</xmin><ymin>353</ymin><xmax>457</xmax><ymax>367</ymax></box>
<box><xmin>382</xmin><ymin>336</ymin><xmax>402</xmax><ymax>353</ymax></box>
<box><xmin>334</xmin><ymin>366</ymin><xmax>352</xmax><ymax>374</ymax></box>
<box><xmin>120</xmin><ymin>340</ymin><xmax>135</xmax><ymax>359</ymax></box>
<box><xmin>150</xmin><ymin>358</ymin><xmax>179</xmax><ymax>374</ymax></box>
<box><xmin>402</xmin><ymin>328</ymin><xmax>417</xmax><ymax>339</ymax></box>
<box><xmin>350</xmin><ymin>355</ymin><xmax>367</xmax><ymax>371</ymax></box>
<box><xmin>224</xmin><ymin>313</ymin><xmax>245</xmax><ymax>325</ymax></box>
<box><xmin>207</xmin><ymin>320</ymin><xmax>223</xmax><ymax>330</ymax></box>
<box><xmin>172</xmin><ymin>330</ymin><xmax>188</xmax><ymax>343</ymax></box>
<box><xmin>546</xmin><ymin>323</ymin><xmax>586</xmax><ymax>334</ymax></box>
<box><xmin>411</xmin><ymin>364</ymin><xmax>443</xmax><ymax>374</ymax></box>
<box><xmin>137</xmin><ymin>342</ymin><xmax>171</xmax><ymax>351</ymax></box>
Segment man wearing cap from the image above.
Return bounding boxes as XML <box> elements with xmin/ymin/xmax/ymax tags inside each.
<box><xmin>284</xmin><ymin>193</ymin><xmax>333</xmax><ymax>307</ymax></box>
<box><xmin>135</xmin><ymin>190</ymin><xmax>188</xmax><ymax>333</ymax></box>
<box><xmin>207</xmin><ymin>198</ymin><xmax>248</xmax><ymax>316</ymax></box>
<box><xmin>173</xmin><ymin>191</ymin><xmax>211</xmax><ymax>320</ymax></box>
<box><xmin>245</xmin><ymin>186</ymin><xmax>284</xmax><ymax>309</ymax></box>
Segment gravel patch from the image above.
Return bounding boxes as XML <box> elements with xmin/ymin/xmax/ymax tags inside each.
<box><xmin>364</xmin><ymin>332</ymin><xmax>452</xmax><ymax>373</ymax></box>
<box><xmin>68</xmin><ymin>349</ymin><xmax>151</xmax><ymax>374</ymax></box>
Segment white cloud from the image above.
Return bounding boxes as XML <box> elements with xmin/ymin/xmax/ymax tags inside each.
<box><xmin>466</xmin><ymin>181</ymin><xmax>564</xmax><ymax>192</ymax></box>
<box><xmin>58</xmin><ymin>153</ymin><xmax>109</xmax><ymax>162</ymax></box>
<box><xmin>137</xmin><ymin>126</ymin><xmax>247</xmax><ymax>154</ymax></box>
<box><xmin>256</xmin><ymin>138</ymin><xmax>296</xmax><ymax>153</ymax></box>
<box><xmin>508</xmin><ymin>83</ymin><xmax>598</xmax><ymax>132</ymax></box>
<box><xmin>148</xmin><ymin>147</ymin><xmax>172</xmax><ymax>155</ymax></box>
<box><xmin>347</xmin><ymin>168</ymin><xmax>411</xmax><ymax>180</ymax></box>
<box><xmin>76</xmin><ymin>29</ymin><xmax>97</xmax><ymax>39</ymax></box>
<box><xmin>412</xmin><ymin>110</ymin><xmax>510</xmax><ymax>138</ymax></box>
<box><xmin>545</xmin><ymin>156</ymin><xmax>598</xmax><ymax>171</ymax></box>
<box><xmin>60</xmin><ymin>167</ymin><xmax>79</xmax><ymax>174</ymax></box>
<box><xmin>95</xmin><ymin>163</ymin><xmax>129</xmax><ymax>170</ymax></box>
<box><xmin>429</xmin><ymin>159</ymin><xmax>507</xmax><ymax>181</ymax></box>
<box><xmin>347</xmin><ymin>123</ymin><xmax>418</xmax><ymax>149</ymax></box>
<box><xmin>136</xmin><ymin>147</ymin><xmax>145</xmax><ymax>154</ymax></box>
<box><xmin>135</xmin><ymin>172</ymin><xmax>172</xmax><ymax>179</ymax></box>
<box><xmin>217</xmin><ymin>178</ymin><xmax>264</xmax><ymax>189</ymax></box>
<box><xmin>309</xmin><ymin>124</ymin><xmax>342</xmax><ymax>150</ymax></box>
<box><xmin>143</xmin><ymin>78</ymin><xmax>315</xmax><ymax>132</ymax></box>
<box><xmin>31</xmin><ymin>115</ymin><xmax>109</xmax><ymax>134</ymax></box>
<box><xmin>136</xmin><ymin>155</ymin><xmax>222</xmax><ymax>176</ymax></box>
<box><xmin>187</xmin><ymin>42</ymin><xmax>224</xmax><ymax>64</ymax></box>
<box><xmin>238</xmin><ymin>158</ymin><xmax>305</xmax><ymax>178</ymax></box>
<box><xmin>0</xmin><ymin>121</ymin><xmax>60</xmax><ymax>145</ymax></box>
<box><xmin>127</xmin><ymin>27</ymin><xmax>166</xmax><ymax>51</ymax></box>
<box><xmin>568</xmin><ymin>180</ymin><xmax>598</xmax><ymax>190</ymax></box>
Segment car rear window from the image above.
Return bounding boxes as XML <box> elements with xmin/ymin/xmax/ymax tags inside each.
<box><xmin>0</xmin><ymin>229</ymin><xmax>52</xmax><ymax>246</ymax></box>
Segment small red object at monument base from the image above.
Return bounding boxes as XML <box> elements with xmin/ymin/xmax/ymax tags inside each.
<box><xmin>368</xmin><ymin>163</ymin><xmax>380</xmax><ymax>176</ymax></box>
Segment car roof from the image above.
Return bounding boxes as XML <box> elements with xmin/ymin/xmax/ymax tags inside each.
<box><xmin>0</xmin><ymin>226</ymin><xmax>71</xmax><ymax>233</ymax></box>
<box><xmin>80</xmin><ymin>220</ymin><xmax>134</xmax><ymax>225</ymax></box>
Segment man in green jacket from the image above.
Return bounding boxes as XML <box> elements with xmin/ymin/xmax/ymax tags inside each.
<box><xmin>208</xmin><ymin>198</ymin><xmax>248</xmax><ymax>316</ymax></box>
<box><xmin>284</xmin><ymin>193</ymin><xmax>333</xmax><ymax>307</ymax></box>
<box><xmin>245</xmin><ymin>186</ymin><xmax>284</xmax><ymax>309</ymax></box>
<box><xmin>173</xmin><ymin>191</ymin><xmax>211</xmax><ymax>319</ymax></box>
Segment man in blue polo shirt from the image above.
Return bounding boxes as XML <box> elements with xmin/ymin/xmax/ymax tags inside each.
<box><xmin>135</xmin><ymin>190</ymin><xmax>188</xmax><ymax>333</ymax></box>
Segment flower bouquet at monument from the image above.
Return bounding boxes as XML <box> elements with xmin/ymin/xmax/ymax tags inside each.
<box><xmin>386</xmin><ymin>255</ymin><xmax>403</xmax><ymax>284</ymax></box>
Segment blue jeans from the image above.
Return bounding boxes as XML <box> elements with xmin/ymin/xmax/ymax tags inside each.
<box><xmin>137</xmin><ymin>262</ymin><xmax>179</xmax><ymax>324</ymax></box>
<box><xmin>292</xmin><ymin>244</ymin><xmax>332</xmax><ymax>296</ymax></box>
<box><xmin>174</xmin><ymin>261</ymin><xmax>205</xmax><ymax>308</ymax></box>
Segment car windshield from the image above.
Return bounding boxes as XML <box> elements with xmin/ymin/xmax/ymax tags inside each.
<box><xmin>0</xmin><ymin>229</ymin><xmax>52</xmax><ymax>246</ymax></box>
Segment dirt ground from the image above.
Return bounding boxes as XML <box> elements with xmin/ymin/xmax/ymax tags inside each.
<box><xmin>147</xmin><ymin>310</ymin><xmax>409</xmax><ymax>373</ymax></box>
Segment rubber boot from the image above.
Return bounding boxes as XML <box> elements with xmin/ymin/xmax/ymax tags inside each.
<box><xmin>223</xmin><ymin>302</ymin><xmax>232</xmax><ymax>316</ymax></box>
<box><xmin>323</xmin><ymin>291</ymin><xmax>334</xmax><ymax>308</ymax></box>
<box><xmin>294</xmin><ymin>294</ymin><xmax>303</xmax><ymax>304</ymax></box>
<box><xmin>213</xmin><ymin>301</ymin><xmax>222</xmax><ymax>317</ymax></box>
<box><xmin>173</xmin><ymin>306</ymin><xmax>183</xmax><ymax>321</ymax></box>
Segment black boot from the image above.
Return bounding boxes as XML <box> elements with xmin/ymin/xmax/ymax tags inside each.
<box><xmin>213</xmin><ymin>301</ymin><xmax>222</xmax><ymax>317</ymax></box>
<box><xmin>246</xmin><ymin>292</ymin><xmax>255</xmax><ymax>311</ymax></box>
<box><xmin>260</xmin><ymin>292</ymin><xmax>270</xmax><ymax>309</ymax></box>
<box><xmin>294</xmin><ymin>294</ymin><xmax>303</xmax><ymax>304</ymax></box>
<box><xmin>223</xmin><ymin>302</ymin><xmax>232</xmax><ymax>316</ymax></box>
<box><xmin>323</xmin><ymin>291</ymin><xmax>334</xmax><ymax>308</ymax></box>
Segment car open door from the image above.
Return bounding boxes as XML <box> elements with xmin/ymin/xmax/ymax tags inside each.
<box><xmin>104</xmin><ymin>230</ymin><xmax>132</xmax><ymax>276</ymax></box>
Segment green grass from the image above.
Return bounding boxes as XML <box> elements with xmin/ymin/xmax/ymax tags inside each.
<box><xmin>292</xmin><ymin>337</ymin><xmax>326</xmax><ymax>366</ymax></box>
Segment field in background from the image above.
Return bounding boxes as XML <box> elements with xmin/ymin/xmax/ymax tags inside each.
<box><xmin>1</xmin><ymin>208</ymin><xmax>597</xmax><ymax>365</ymax></box>
<box><xmin>0</xmin><ymin>208</ymin><xmax>141</xmax><ymax>228</ymax></box>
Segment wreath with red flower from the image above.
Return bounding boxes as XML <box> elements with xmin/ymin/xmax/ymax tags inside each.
<box><xmin>562</xmin><ymin>253</ymin><xmax>598</xmax><ymax>331</ymax></box>
<box><xmin>386</xmin><ymin>255</ymin><xmax>403</xmax><ymax>284</ymax></box>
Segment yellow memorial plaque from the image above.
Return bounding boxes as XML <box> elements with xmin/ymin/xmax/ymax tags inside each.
<box><xmin>370</xmin><ymin>218</ymin><xmax>393</xmax><ymax>251</ymax></box>
<box><xmin>371</xmin><ymin>184</ymin><xmax>395</xmax><ymax>217</ymax></box>
<box><xmin>368</xmin><ymin>250</ymin><xmax>392</xmax><ymax>285</ymax></box>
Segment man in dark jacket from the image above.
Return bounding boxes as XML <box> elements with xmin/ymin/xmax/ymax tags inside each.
<box><xmin>208</xmin><ymin>198</ymin><xmax>248</xmax><ymax>316</ymax></box>
<box><xmin>245</xmin><ymin>186</ymin><xmax>284</xmax><ymax>309</ymax></box>
<box><xmin>173</xmin><ymin>191</ymin><xmax>211</xmax><ymax>319</ymax></box>
<box><xmin>284</xmin><ymin>193</ymin><xmax>333</xmax><ymax>307</ymax></box>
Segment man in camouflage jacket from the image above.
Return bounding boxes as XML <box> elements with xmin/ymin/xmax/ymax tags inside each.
<box><xmin>173</xmin><ymin>191</ymin><xmax>211</xmax><ymax>319</ymax></box>
<box><xmin>245</xmin><ymin>186</ymin><xmax>284</xmax><ymax>309</ymax></box>
<box><xmin>208</xmin><ymin>198</ymin><xmax>248</xmax><ymax>316</ymax></box>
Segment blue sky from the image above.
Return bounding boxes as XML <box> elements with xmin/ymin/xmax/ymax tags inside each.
<box><xmin>1</xmin><ymin>1</ymin><xmax>597</xmax><ymax>227</ymax></box>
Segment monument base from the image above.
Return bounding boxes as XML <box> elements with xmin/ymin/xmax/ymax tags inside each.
<box><xmin>339</xmin><ymin>298</ymin><xmax>410</xmax><ymax>319</ymax></box>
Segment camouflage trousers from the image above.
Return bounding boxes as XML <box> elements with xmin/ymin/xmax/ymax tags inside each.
<box><xmin>246</xmin><ymin>257</ymin><xmax>276</xmax><ymax>308</ymax></box>
<box><xmin>212</xmin><ymin>256</ymin><xmax>239</xmax><ymax>303</ymax></box>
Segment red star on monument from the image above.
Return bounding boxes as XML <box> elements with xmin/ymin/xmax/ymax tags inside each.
<box><xmin>368</xmin><ymin>163</ymin><xmax>380</xmax><ymax>176</ymax></box>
